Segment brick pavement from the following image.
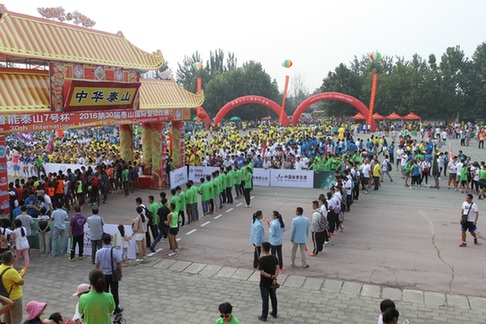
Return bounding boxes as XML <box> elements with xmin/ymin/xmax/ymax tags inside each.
<box><xmin>19</xmin><ymin>252</ymin><xmax>486</xmax><ymax>323</ymax></box>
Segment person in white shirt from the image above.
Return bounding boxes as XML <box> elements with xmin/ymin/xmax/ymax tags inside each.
<box><xmin>420</xmin><ymin>158</ymin><xmax>431</xmax><ymax>185</ymax></box>
<box><xmin>360</xmin><ymin>159</ymin><xmax>371</xmax><ymax>194</ymax></box>
<box><xmin>448</xmin><ymin>156</ymin><xmax>458</xmax><ymax>190</ymax></box>
<box><xmin>294</xmin><ymin>157</ymin><xmax>304</xmax><ymax>170</ymax></box>
<box><xmin>459</xmin><ymin>194</ymin><xmax>479</xmax><ymax>247</ymax></box>
<box><xmin>395</xmin><ymin>147</ymin><xmax>404</xmax><ymax>170</ymax></box>
<box><xmin>381</xmin><ymin>155</ymin><xmax>393</xmax><ymax>182</ymax></box>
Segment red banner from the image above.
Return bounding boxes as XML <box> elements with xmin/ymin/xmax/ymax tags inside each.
<box><xmin>64</xmin><ymin>80</ymin><xmax>140</xmax><ymax>111</ymax></box>
<box><xmin>0</xmin><ymin>108</ymin><xmax>190</xmax><ymax>134</ymax></box>
<box><xmin>0</xmin><ymin>135</ymin><xmax>9</xmax><ymax>215</ymax></box>
<box><xmin>367</xmin><ymin>73</ymin><xmax>378</xmax><ymax>126</ymax></box>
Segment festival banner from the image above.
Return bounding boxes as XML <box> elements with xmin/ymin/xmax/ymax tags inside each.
<box><xmin>252</xmin><ymin>168</ymin><xmax>270</xmax><ymax>186</ymax></box>
<box><xmin>0</xmin><ymin>108</ymin><xmax>190</xmax><ymax>134</ymax></box>
<box><xmin>169</xmin><ymin>166</ymin><xmax>188</xmax><ymax>189</ymax></box>
<box><xmin>64</xmin><ymin>80</ymin><xmax>140</xmax><ymax>111</ymax></box>
<box><xmin>0</xmin><ymin>135</ymin><xmax>8</xmax><ymax>214</ymax></box>
<box><xmin>313</xmin><ymin>171</ymin><xmax>336</xmax><ymax>189</ymax></box>
<box><xmin>188</xmin><ymin>166</ymin><xmax>219</xmax><ymax>183</ymax></box>
<box><xmin>269</xmin><ymin>169</ymin><xmax>314</xmax><ymax>188</ymax></box>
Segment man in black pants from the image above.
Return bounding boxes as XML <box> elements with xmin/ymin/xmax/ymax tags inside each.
<box><xmin>258</xmin><ymin>242</ymin><xmax>279</xmax><ymax>321</ymax></box>
<box><xmin>95</xmin><ymin>234</ymin><xmax>123</xmax><ymax>315</ymax></box>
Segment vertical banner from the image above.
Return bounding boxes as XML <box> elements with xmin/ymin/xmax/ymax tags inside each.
<box><xmin>141</xmin><ymin>122</ymin><xmax>152</xmax><ymax>176</ymax></box>
<box><xmin>279</xmin><ymin>75</ymin><xmax>290</xmax><ymax>124</ymax></box>
<box><xmin>0</xmin><ymin>135</ymin><xmax>8</xmax><ymax>215</ymax></box>
<box><xmin>150</xmin><ymin>122</ymin><xmax>167</xmax><ymax>189</ymax></box>
<box><xmin>171</xmin><ymin>121</ymin><xmax>185</xmax><ymax>169</ymax></box>
<box><xmin>367</xmin><ymin>73</ymin><xmax>378</xmax><ymax>128</ymax></box>
<box><xmin>119</xmin><ymin>124</ymin><xmax>134</xmax><ymax>162</ymax></box>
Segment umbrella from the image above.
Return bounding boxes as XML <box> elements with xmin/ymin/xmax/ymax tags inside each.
<box><xmin>372</xmin><ymin>113</ymin><xmax>385</xmax><ymax>120</ymax></box>
<box><xmin>349</xmin><ymin>112</ymin><xmax>366</xmax><ymax>120</ymax></box>
<box><xmin>402</xmin><ymin>112</ymin><xmax>421</xmax><ymax>120</ymax></box>
<box><xmin>386</xmin><ymin>112</ymin><xmax>402</xmax><ymax>120</ymax></box>
<box><xmin>230</xmin><ymin>116</ymin><xmax>241</xmax><ymax>121</ymax></box>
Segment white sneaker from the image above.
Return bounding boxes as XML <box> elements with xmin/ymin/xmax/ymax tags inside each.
<box><xmin>135</xmin><ymin>259</ymin><xmax>143</xmax><ymax>262</ymax></box>
<box><xmin>168</xmin><ymin>252</ymin><xmax>177</xmax><ymax>257</ymax></box>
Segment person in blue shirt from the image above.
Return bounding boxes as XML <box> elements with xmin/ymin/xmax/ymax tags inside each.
<box><xmin>268</xmin><ymin>211</ymin><xmax>286</xmax><ymax>273</ymax></box>
<box><xmin>389</xmin><ymin>141</ymin><xmax>395</xmax><ymax>164</ymax></box>
<box><xmin>250</xmin><ymin>211</ymin><xmax>265</xmax><ymax>269</ymax></box>
<box><xmin>290</xmin><ymin>207</ymin><xmax>309</xmax><ymax>268</ymax></box>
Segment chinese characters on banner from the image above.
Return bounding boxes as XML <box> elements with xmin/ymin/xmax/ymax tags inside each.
<box><xmin>0</xmin><ymin>108</ymin><xmax>190</xmax><ymax>134</ymax></box>
<box><xmin>0</xmin><ymin>136</ymin><xmax>9</xmax><ymax>214</ymax></box>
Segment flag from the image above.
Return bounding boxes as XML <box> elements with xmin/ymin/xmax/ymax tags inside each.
<box><xmin>448</xmin><ymin>142</ymin><xmax>453</xmax><ymax>162</ymax></box>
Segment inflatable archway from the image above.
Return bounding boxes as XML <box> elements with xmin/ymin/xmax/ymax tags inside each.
<box><xmin>194</xmin><ymin>107</ymin><xmax>211</xmax><ymax>130</ymax></box>
<box><xmin>291</xmin><ymin>92</ymin><xmax>376</xmax><ymax>132</ymax></box>
<box><xmin>213</xmin><ymin>95</ymin><xmax>290</xmax><ymax>126</ymax></box>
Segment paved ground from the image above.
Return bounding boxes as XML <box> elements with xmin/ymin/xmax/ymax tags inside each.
<box><xmin>14</xmin><ymin>136</ymin><xmax>486</xmax><ymax>323</ymax></box>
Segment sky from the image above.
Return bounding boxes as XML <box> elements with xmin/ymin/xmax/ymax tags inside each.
<box><xmin>2</xmin><ymin>0</ymin><xmax>486</xmax><ymax>93</ymax></box>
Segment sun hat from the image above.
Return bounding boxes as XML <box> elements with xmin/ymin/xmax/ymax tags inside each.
<box><xmin>73</xmin><ymin>283</ymin><xmax>91</xmax><ymax>297</ymax></box>
<box><xmin>25</xmin><ymin>301</ymin><xmax>47</xmax><ymax>320</ymax></box>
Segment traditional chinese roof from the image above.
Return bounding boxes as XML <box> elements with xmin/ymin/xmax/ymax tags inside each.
<box><xmin>0</xmin><ymin>68</ymin><xmax>50</xmax><ymax>112</ymax></box>
<box><xmin>0</xmin><ymin>68</ymin><xmax>204</xmax><ymax>112</ymax></box>
<box><xmin>139</xmin><ymin>79</ymin><xmax>204</xmax><ymax>109</ymax></box>
<box><xmin>0</xmin><ymin>5</ymin><xmax>164</xmax><ymax>70</ymax></box>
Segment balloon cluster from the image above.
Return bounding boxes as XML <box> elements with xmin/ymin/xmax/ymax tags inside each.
<box><xmin>193</xmin><ymin>62</ymin><xmax>203</xmax><ymax>70</ymax></box>
<box><xmin>369</xmin><ymin>51</ymin><xmax>382</xmax><ymax>61</ymax></box>
<box><xmin>282</xmin><ymin>59</ymin><xmax>293</xmax><ymax>68</ymax></box>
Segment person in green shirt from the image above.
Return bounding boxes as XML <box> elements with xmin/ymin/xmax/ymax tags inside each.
<box><xmin>243</xmin><ymin>168</ymin><xmax>253</xmax><ymax>207</ymax></box>
<box><xmin>165</xmin><ymin>203</ymin><xmax>179</xmax><ymax>257</ymax></box>
<box><xmin>226</xmin><ymin>167</ymin><xmax>235</xmax><ymax>205</ymax></box>
<box><xmin>212</xmin><ymin>172</ymin><xmax>221</xmax><ymax>212</ymax></box>
<box><xmin>234</xmin><ymin>166</ymin><xmax>243</xmax><ymax>199</ymax></box>
<box><xmin>190</xmin><ymin>180</ymin><xmax>199</xmax><ymax>221</ymax></box>
<box><xmin>176</xmin><ymin>186</ymin><xmax>186</xmax><ymax>226</ymax></box>
<box><xmin>185</xmin><ymin>182</ymin><xmax>195</xmax><ymax>224</ymax></box>
<box><xmin>79</xmin><ymin>269</ymin><xmax>115</xmax><ymax>324</ymax></box>
<box><xmin>478</xmin><ymin>165</ymin><xmax>486</xmax><ymax>200</ymax></box>
<box><xmin>199</xmin><ymin>177</ymin><xmax>211</xmax><ymax>215</ymax></box>
<box><xmin>121</xmin><ymin>166</ymin><xmax>129</xmax><ymax>197</ymax></box>
<box><xmin>460</xmin><ymin>164</ymin><xmax>469</xmax><ymax>193</ymax></box>
<box><xmin>215</xmin><ymin>302</ymin><xmax>240</xmax><ymax>324</ymax></box>
<box><xmin>219</xmin><ymin>167</ymin><xmax>227</xmax><ymax>206</ymax></box>
<box><xmin>148</xmin><ymin>195</ymin><xmax>159</xmax><ymax>240</ymax></box>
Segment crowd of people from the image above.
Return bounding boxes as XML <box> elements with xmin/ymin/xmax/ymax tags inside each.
<box><xmin>0</xmin><ymin>118</ymin><xmax>484</xmax><ymax>323</ymax></box>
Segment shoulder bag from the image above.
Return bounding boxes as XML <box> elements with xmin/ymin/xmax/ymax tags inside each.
<box><xmin>111</xmin><ymin>248</ymin><xmax>122</xmax><ymax>282</ymax></box>
<box><xmin>461</xmin><ymin>203</ymin><xmax>473</xmax><ymax>226</ymax></box>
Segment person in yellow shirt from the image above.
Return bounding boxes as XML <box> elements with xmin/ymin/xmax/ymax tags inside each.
<box><xmin>372</xmin><ymin>158</ymin><xmax>381</xmax><ymax>191</ymax></box>
<box><xmin>0</xmin><ymin>251</ymin><xmax>25</xmax><ymax>324</ymax></box>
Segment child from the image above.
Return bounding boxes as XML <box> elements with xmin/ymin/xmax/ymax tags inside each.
<box><xmin>378</xmin><ymin>299</ymin><xmax>395</xmax><ymax>324</ymax></box>
<box><xmin>72</xmin><ymin>283</ymin><xmax>90</xmax><ymax>324</ymax></box>
<box><xmin>24</xmin><ymin>300</ymin><xmax>47</xmax><ymax>324</ymax></box>
<box><xmin>117</xmin><ymin>224</ymin><xmax>131</xmax><ymax>263</ymax></box>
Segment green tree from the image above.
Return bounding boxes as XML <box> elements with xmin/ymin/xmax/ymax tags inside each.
<box><xmin>176</xmin><ymin>51</ymin><xmax>202</xmax><ymax>90</ymax></box>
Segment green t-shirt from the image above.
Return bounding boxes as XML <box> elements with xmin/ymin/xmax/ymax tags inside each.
<box><xmin>170</xmin><ymin>195</ymin><xmax>180</xmax><ymax>212</ymax></box>
<box><xmin>220</xmin><ymin>174</ymin><xmax>227</xmax><ymax>192</ymax></box>
<box><xmin>226</xmin><ymin>170</ymin><xmax>235</xmax><ymax>187</ymax></box>
<box><xmin>235</xmin><ymin>169</ymin><xmax>242</xmax><ymax>185</ymax></box>
<box><xmin>149</xmin><ymin>202</ymin><xmax>159</xmax><ymax>225</ymax></box>
<box><xmin>460</xmin><ymin>167</ymin><xmax>468</xmax><ymax>181</ymax></box>
<box><xmin>191</xmin><ymin>185</ymin><xmax>199</xmax><ymax>204</ymax></box>
<box><xmin>215</xmin><ymin>316</ymin><xmax>240</xmax><ymax>324</ymax></box>
<box><xmin>185</xmin><ymin>188</ymin><xmax>194</xmax><ymax>208</ymax></box>
<box><xmin>121</xmin><ymin>169</ymin><xmax>129</xmax><ymax>182</ymax></box>
<box><xmin>79</xmin><ymin>290</ymin><xmax>115</xmax><ymax>324</ymax></box>
<box><xmin>479</xmin><ymin>169</ymin><xmax>486</xmax><ymax>180</ymax></box>
<box><xmin>170</xmin><ymin>211</ymin><xmax>179</xmax><ymax>228</ymax></box>
<box><xmin>178</xmin><ymin>191</ymin><xmax>186</xmax><ymax>209</ymax></box>
<box><xmin>199</xmin><ymin>183</ymin><xmax>211</xmax><ymax>201</ymax></box>
<box><xmin>244</xmin><ymin>172</ymin><xmax>252</xmax><ymax>189</ymax></box>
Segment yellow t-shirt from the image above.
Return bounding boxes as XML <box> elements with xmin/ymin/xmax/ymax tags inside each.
<box><xmin>0</xmin><ymin>264</ymin><xmax>22</xmax><ymax>301</ymax></box>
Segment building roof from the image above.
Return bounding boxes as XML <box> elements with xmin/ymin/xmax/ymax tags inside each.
<box><xmin>0</xmin><ymin>68</ymin><xmax>204</xmax><ymax>112</ymax></box>
<box><xmin>139</xmin><ymin>79</ymin><xmax>204</xmax><ymax>109</ymax></box>
<box><xmin>0</xmin><ymin>5</ymin><xmax>164</xmax><ymax>70</ymax></box>
<box><xmin>0</xmin><ymin>68</ymin><xmax>50</xmax><ymax>112</ymax></box>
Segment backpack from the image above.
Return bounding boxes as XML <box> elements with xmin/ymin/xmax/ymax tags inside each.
<box><xmin>0</xmin><ymin>267</ymin><xmax>13</xmax><ymax>298</ymax></box>
<box><xmin>387</xmin><ymin>160</ymin><xmax>393</xmax><ymax>171</ymax></box>
<box><xmin>143</xmin><ymin>206</ymin><xmax>154</xmax><ymax>226</ymax></box>
<box><xmin>0</xmin><ymin>228</ymin><xmax>9</xmax><ymax>251</ymax></box>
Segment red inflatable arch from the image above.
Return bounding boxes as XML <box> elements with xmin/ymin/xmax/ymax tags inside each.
<box><xmin>213</xmin><ymin>95</ymin><xmax>290</xmax><ymax>126</ymax></box>
<box><xmin>194</xmin><ymin>107</ymin><xmax>211</xmax><ymax>130</ymax></box>
<box><xmin>291</xmin><ymin>92</ymin><xmax>376</xmax><ymax>132</ymax></box>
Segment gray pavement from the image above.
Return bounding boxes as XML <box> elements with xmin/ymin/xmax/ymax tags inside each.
<box><xmin>15</xmin><ymin>136</ymin><xmax>486</xmax><ymax>323</ymax></box>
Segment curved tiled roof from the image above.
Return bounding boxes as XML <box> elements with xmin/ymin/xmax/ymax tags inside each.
<box><xmin>139</xmin><ymin>79</ymin><xmax>204</xmax><ymax>109</ymax></box>
<box><xmin>0</xmin><ymin>68</ymin><xmax>203</xmax><ymax>112</ymax></box>
<box><xmin>0</xmin><ymin>5</ymin><xmax>164</xmax><ymax>70</ymax></box>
